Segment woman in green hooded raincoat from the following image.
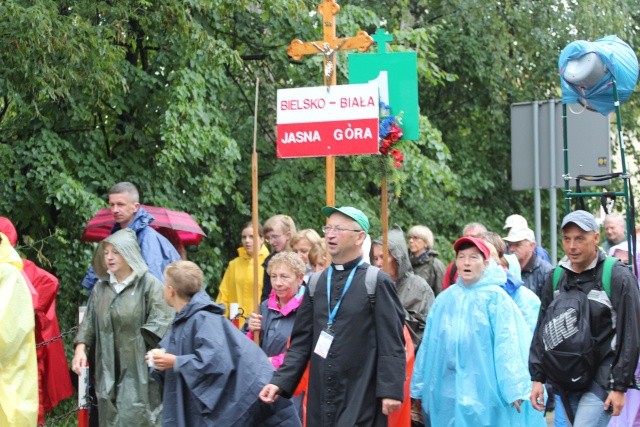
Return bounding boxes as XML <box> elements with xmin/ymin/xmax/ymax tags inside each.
<box><xmin>72</xmin><ymin>229</ymin><xmax>174</xmax><ymax>427</ymax></box>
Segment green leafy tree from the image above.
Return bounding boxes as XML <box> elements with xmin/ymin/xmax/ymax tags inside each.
<box><xmin>2</xmin><ymin>1</ymin><xmax>639</xmax><ymax>423</ymax></box>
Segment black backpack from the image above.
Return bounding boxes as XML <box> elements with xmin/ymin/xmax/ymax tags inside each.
<box><xmin>540</xmin><ymin>256</ymin><xmax>616</xmax><ymax>391</ymax></box>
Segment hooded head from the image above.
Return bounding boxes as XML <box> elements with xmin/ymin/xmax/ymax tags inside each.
<box><xmin>373</xmin><ymin>225</ymin><xmax>412</xmax><ymax>282</ymax></box>
<box><xmin>0</xmin><ymin>232</ymin><xmax>23</xmax><ymax>270</ymax></box>
<box><xmin>0</xmin><ymin>217</ymin><xmax>18</xmax><ymax>247</ymax></box>
<box><xmin>93</xmin><ymin>229</ymin><xmax>148</xmax><ymax>279</ymax></box>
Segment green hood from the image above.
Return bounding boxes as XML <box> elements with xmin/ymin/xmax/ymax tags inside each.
<box><xmin>93</xmin><ymin>229</ymin><xmax>149</xmax><ymax>279</ymax></box>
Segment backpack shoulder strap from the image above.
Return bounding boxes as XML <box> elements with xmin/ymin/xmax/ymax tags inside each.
<box><xmin>364</xmin><ymin>265</ymin><xmax>379</xmax><ymax>310</ymax></box>
<box><xmin>552</xmin><ymin>266</ymin><xmax>564</xmax><ymax>292</ymax></box>
<box><xmin>552</xmin><ymin>256</ymin><xmax>616</xmax><ymax>297</ymax></box>
<box><xmin>308</xmin><ymin>265</ymin><xmax>379</xmax><ymax>303</ymax></box>
<box><xmin>307</xmin><ymin>271</ymin><xmax>323</xmax><ymax>298</ymax></box>
<box><xmin>364</xmin><ymin>266</ymin><xmax>380</xmax><ymax>296</ymax></box>
<box><xmin>601</xmin><ymin>256</ymin><xmax>616</xmax><ymax>298</ymax></box>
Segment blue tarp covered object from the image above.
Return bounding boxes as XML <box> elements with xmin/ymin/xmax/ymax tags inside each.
<box><xmin>559</xmin><ymin>35</ymin><xmax>638</xmax><ymax>116</ymax></box>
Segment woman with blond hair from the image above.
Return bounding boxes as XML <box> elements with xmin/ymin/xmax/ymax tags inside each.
<box><xmin>407</xmin><ymin>225</ymin><xmax>445</xmax><ymax>295</ymax></box>
<box><xmin>290</xmin><ymin>229</ymin><xmax>322</xmax><ymax>279</ymax></box>
<box><xmin>261</xmin><ymin>215</ymin><xmax>297</xmax><ymax>301</ymax></box>
<box><xmin>308</xmin><ymin>239</ymin><xmax>331</xmax><ymax>272</ymax></box>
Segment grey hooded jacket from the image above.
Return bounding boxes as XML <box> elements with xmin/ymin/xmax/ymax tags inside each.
<box><xmin>75</xmin><ymin>229</ymin><xmax>174</xmax><ymax>427</ymax></box>
<box><xmin>375</xmin><ymin>225</ymin><xmax>434</xmax><ymax>350</ymax></box>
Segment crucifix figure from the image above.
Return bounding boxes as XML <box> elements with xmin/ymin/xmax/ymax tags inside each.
<box><xmin>287</xmin><ymin>0</ymin><xmax>373</xmax><ymax>207</ymax></box>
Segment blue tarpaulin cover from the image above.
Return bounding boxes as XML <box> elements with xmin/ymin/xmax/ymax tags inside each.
<box><xmin>559</xmin><ymin>35</ymin><xmax>638</xmax><ymax>116</ymax></box>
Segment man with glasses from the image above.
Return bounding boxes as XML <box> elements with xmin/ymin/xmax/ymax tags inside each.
<box><xmin>260</xmin><ymin>206</ymin><xmax>406</xmax><ymax>426</ymax></box>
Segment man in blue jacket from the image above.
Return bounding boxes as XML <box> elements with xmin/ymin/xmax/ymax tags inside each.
<box><xmin>81</xmin><ymin>182</ymin><xmax>180</xmax><ymax>289</ymax></box>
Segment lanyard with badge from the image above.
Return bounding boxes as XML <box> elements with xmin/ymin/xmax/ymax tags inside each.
<box><xmin>314</xmin><ymin>259</ymin><xmax>364</xmax><ymax>358</ymax></box>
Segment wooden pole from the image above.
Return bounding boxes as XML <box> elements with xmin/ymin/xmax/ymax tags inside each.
<box><xmin>381</xmin><ymin>174</ymin><xmax>389</xmax><ymax>272</ymax></box>
<box><xmin>252</xmin><ymin>77</ymin><xmax>261</xmax><ymax>344</ymax></box>
<box><xmin>321</xmin><ymin>0</ymin><xmax>338</xmax><ymax>207</ymax></box>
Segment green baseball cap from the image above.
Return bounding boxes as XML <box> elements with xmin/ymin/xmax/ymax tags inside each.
<box><xmin>321</xmin><ymin>206</ymin><xmax>370</xmax><ymax>234</ymax></box>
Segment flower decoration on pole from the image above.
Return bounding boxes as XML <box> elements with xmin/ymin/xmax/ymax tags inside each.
<box><xmin>379</xmin><ymin>102</ymin><xmax>404</xmax><ymax>168</ymax></box>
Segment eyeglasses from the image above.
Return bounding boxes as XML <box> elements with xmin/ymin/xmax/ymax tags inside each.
<box><xmin>322</xmin><ymin>225</ymin><xmax>362</xmax><ymax>234</ymax></box>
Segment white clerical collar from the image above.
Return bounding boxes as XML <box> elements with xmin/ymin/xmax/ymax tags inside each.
<box><xmin>331</xmin><ymin>257</ymin><xmax>362</xmax><ymax>271</ymax></box>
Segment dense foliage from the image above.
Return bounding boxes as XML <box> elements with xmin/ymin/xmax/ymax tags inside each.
<box><xmin>1</xmin><ymin>1</ymin><xmax>639</xmax><ymax>423</ymax></box>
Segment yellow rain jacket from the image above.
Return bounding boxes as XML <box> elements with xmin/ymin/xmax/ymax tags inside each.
<box><xmin>216</xmin><ymin>244</ymin><xmax>269</xmax><ymax>328</ymax></box>
<box><xmin>0</xmin><ymin>232</ymin><xmax>38</xmax><ymax>426</ymax></box>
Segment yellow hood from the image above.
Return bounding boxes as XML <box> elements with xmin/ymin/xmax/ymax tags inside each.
<box><xmin>0</xmin><ymin>232</ymin><xmax>23</xmax><ymax>270</ymax></box>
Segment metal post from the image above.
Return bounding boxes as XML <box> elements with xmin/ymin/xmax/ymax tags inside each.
<box><xmin>78</xmin><ymin>306</ymin><xmax>89</xmax><ymax>427</ymax></box>
<box><xmin>549</xmin><ymin>99</ymin><xmax>557</xmax><ymax>263</ymax></box>
<box><xmin>563</xmin><ymin>103</ymin><xmax>570</xmax><ymax>213</ymax></box>
<box><xmin>533</xmin><ymin>101</ymin><xmax>542</xmax><ymax>243</ymax></box>
<box><xmin>612</xmin><ymin>80</ymin><xmax>635</xmax><ymax>272</ymax></box>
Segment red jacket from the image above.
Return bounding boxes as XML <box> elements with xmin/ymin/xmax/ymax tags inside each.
<box><xmin>388</xmin><ymin>326</ymin><xmax>414</xmax><ymax>427</ymax></box>
<box><xmin>22</xmin><ymin>260</ymin><xmax>73</xmax><ymax>423</ymax></box>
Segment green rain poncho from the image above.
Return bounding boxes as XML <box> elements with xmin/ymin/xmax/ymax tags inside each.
<box><xmin>75</xmin><ymin>229</ymin><xmax>173</xmax><ymax>427</ymax></box>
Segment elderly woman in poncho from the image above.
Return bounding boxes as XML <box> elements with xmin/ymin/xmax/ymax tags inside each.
<box><xmin>72</xmin><ymin>229</ymin><xmax>173</xmax><ymax>427</ymax></box>
<box><xmin>410</xmin><ymin>236</ymin><xmax>546</xmax><ymax>427</ymax></box>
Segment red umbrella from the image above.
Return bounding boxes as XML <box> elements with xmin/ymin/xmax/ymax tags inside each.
<box><xmin>81</xmin><ymin>205</ymin><xmax>206</xmax><ymax>246</ymax></box>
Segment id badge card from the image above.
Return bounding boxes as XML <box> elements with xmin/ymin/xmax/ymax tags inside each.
<box><xmin>314</xmin><ymin>329</ymin><xmax>334</xmax><ymax>359</ymax></box>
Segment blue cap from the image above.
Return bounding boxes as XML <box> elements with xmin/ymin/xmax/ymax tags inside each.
<box><xmin>561</xmin><ymin>210</ymin><xmax>599</xmax><ymax>232</ymax></box>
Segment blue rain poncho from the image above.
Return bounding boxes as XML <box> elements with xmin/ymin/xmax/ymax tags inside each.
<box><xmin>411</xmin><ymin>262</ymin><xmax>545</xmax><ymax>426</ymax></box>
<box><xmin>559</xmin><ymin>35</ymin><xmax>638</xmax><ymax>116</ymax></box>
<box><xmin>501</xmin><ymin>268</ymin><xmax>541</xmax><ymax>334</ymax></box>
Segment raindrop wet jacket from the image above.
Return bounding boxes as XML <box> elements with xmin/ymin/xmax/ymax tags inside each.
<box><xmin>74</xmin><ymin>229</ymin><xmax>174</xmax><ymax>427</ymax></box>
<box><xmin>411</xmin><ymin>262</ymin><xmax>545</xmax><ymax>426</ymax></box>
<box><xmin>81</xmin><ymin>207</ymin><xmax>181</xmax><ymax>289</ymax></box>
<box><xmin>156</xmin><ymin>289</ymin><xmax>301</xmax><ymax>427</ymax></box>
<box><xmin>0</xmin><ymin>232</ymin><xmax>38</xmax><ymax>426</ymax></box>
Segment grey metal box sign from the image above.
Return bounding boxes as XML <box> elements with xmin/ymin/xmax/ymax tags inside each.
<box><xmin>511</xmin><ymin>101</ymin><xmax>610</xmax><ymax>190</ymax></box>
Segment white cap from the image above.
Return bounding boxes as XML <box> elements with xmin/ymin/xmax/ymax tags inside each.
<box><xmin>504</xmin><ymin>227</ymin><xmax>535</xmax><ymax>243</ymax></box>
<box><xmin>504</xmin><ymin>214</ymin><xmax>528</xmax><ymax>230</ymax></box>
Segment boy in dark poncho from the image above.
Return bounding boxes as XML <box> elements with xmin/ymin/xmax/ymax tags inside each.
<box><xmin>147</xmin><ymin>260</ymin><xmax>301</xmax><ymax>427</ymax></box>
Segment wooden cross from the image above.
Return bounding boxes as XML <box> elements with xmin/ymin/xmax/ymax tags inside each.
<box><xmin>287</xmin><ymin>0</ymin><xmax>373</xmax><ymax>207</ymax></box>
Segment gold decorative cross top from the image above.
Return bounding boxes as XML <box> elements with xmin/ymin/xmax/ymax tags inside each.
<box><xmin>286</xmin><ymin>0</ymin><xmax>373</xmax><ymax>206</ymax></box>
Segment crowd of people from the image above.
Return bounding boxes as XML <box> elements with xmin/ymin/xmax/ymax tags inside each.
<box><xmin>3</xmin><ymin>180</ymin><xmax>640</xmax><ymax>427</ymax></box>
